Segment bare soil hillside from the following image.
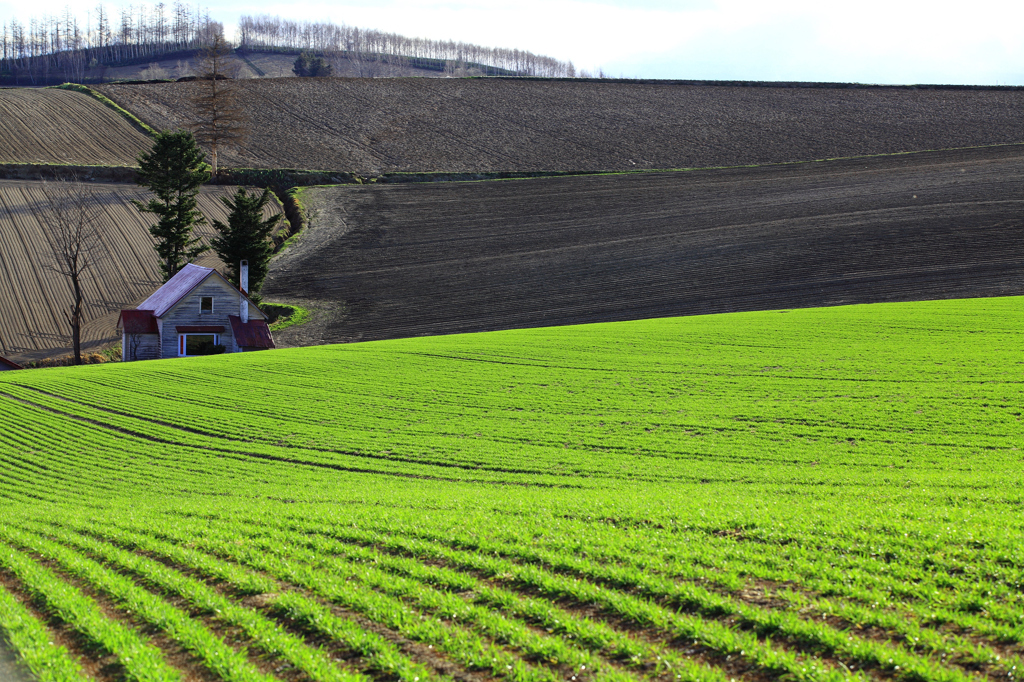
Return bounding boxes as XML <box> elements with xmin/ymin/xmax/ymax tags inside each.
<box><xmin>241</xmin><ymin>52</ymin><xmax>446</xmax><ymax>79</ymax></box>
<box><xmin>0</xmin><ymin>89</ymin><xmax>151</xmax><ymax>166</ymax></box>
<box><xmin>261</xmin><ymin>145</ymin><xmax>1024</xmax><ymax>347</ymax></box>
<box><xmin>95</xmin><ymin>51</ymin><xmax>443</xmax><ymax>82</ymax></box>
<box><xmin>0</xmin><ymin>180</ymin><xmax>283</xmax><ymax>364</ymax></box>
<box><xmin>96</xmin><ymin>79</ymin><xmax>1024</xmax><ymax>174</ymax></box>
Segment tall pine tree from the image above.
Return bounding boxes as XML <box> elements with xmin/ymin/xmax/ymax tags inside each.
<box><xmin>132</xmin><ymin>130</ymin><xmax>211</xmax><ymax>281</ymax></box>
<box><xmin>210</xmin><ymin>187</ymin><xmax>281</xmax><ymax>301</ymax></box>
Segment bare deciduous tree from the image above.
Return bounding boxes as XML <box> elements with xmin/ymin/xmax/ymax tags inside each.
<box><xmin>2</xmin><ymin>2</ymin><xmax>223</xmax><ymax>86</ymax></box>
<box><xmin>235</xmin><ymin>14</ymin><xmax>576</xmax><ymax>78</ymax></box>
<box><xmin>125</xmin><ymin>328</ymin><xmax>144</xmax><ymax>361</ymax></box>
<box><xmin>39</xmin><ymin>176</ymin><xmax>108</xmax><ymax>365</ymax></box>
<box><xmin>191</xmin><ymin>33</ymin><xmax>248</xmax><ymax>178</ymax></box>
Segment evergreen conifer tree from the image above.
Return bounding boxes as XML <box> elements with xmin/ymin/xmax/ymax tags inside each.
<box><xmin>210</xmin><ymin>187</ymin><xmax>281</xmax><ymax>301</ymax></box>
<box><xmin>132</xmin><ymin>130</ymin><xmax>211</xmax><ymax>281</ymax></box>
<box><xmin>293</xmin><ymin>51</ymin><xmax>333</xmax><ymax>77</ymax></box>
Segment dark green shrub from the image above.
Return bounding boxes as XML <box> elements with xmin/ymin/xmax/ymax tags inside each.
<box><xmin>192</xmin><ymin>341</ymin><xmax>227</xmax><ymax>356</ymax></box>
<box><xmin>293</xmin><ymin>52</ymin><xmax>333</xmax><ymax>77</ymax></box>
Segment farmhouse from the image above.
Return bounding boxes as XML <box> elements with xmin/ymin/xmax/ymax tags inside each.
<box><xmin>0</xmin><ymin>355</ymin><xmax>23</xmax><ymax>371</ymax></box>
<box><xmin>117</xmin><ymin>262</ymin><xmax>275</xmax><ymax>361</ymax></box>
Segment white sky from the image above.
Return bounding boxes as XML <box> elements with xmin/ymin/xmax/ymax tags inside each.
<box><xmin>2</xmin><ymin>0</ymin><xmax>1022</xmax><ymax>84</ymax></box>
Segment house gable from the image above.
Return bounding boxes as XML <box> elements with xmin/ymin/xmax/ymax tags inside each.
<box><xmin>137</xmin><ymin>264</ymin><xmax>215</xmax><ymax>318</ymax></box>
<box><xmin>158</xmin><ymin>275</ymin><xmax>264</xmax><ymax>358</ymax></box>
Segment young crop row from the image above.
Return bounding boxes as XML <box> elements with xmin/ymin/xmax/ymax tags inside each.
<box><xmin>17</xmin><ymin>514</ymin><xmax>646</xmax><ymax>682</ymax></box>
<box><xmin>0</xmin><ymin>381</ymin><xmax>571</xmax><ymax>489</ymax></box>
<box><xmin>0</xmin><ymin>396</ymin><xmax>263</xmax><ymax>502</ymax></box>
<box><xmin>8</xmin><ymin>521</ymin><xmax>370</xmax><ymax>682</ymax></box>
<box><xmin>187</xmin><ymin>490</ymin><xmax>1021</xmax><ymax>637</ymax></box>
<box><xmin>324</xmin><ymin>529</ymin><xmax>1020</xmax><ymax>675</ymax></box>
<box><xmin>401</xmin><ymin>510</ymin><xmax>1024</xmax><ymax>639</ymax></box>
<box><xmin>100</xmin><ymin>522</ymin><xmax>641</xmax><ymax>682</ymax></box>
<box><xmin>30</xmin><ymin>518</ymin><xmax>444</xmax><ymax>682</ymax></box>
<box><xmin>49</xmin><ymin>513</ymin><xmax>735</xmax><ymax>682</ymax></box>
<box><xmin>99</xmin><ymin>514</ymin><xmax>896</xmax><ymax>682</ymax></box>
<box><xmin>14</xmin><ymin>304</ymin><xmax>1019</xmax><ymax>490</ymax></box>
<box><xmin>407</xmin><ymin>516</ymin><xmax>1024</xmax><ymax>638</ymax></box>
<box><xmin>334</xmin><ymin>517</ymin><xmax>1024</xmax><ymax>673</ymax></box>
<box><xmin>2</xmin><ymin>297</ymin><xmax>1022</xmax><ymax>682</ymax></box>
<box><xmin>6</xmin><ymin>329</ymin><xmax>1015</xmax><ymax>493</ymax></box>
<box><xmin>168</xmin><ymin>502</ymin><xmax>1019</xmax><ymax>682</ymax></box>
<box><xmin>0</xmin><ymin>582</ymin><xmax>87</xmax><ymax>681</ymax></box>
<box><xmin>0</xmin><ymin>538</ymin><xmax>183</xmax><ymax>681</ymax></box>
<box><xmin>1</xmin><ymin>382</ymin><xmax>521</xmax><ymax>505</ymax></box>
<box><xmin>70</xmin><ymin>519</ymin><xmax>730</xmax><ymax>682</ymax></box>
<box><xmin>6</xmin><ymin>507</ymin><xmax>1013</xmax><ymax>682</ymax></box>
<box><xmin>205</xmin><ymin>515</ymin><xmax>996</xmax><ymax>682</ymax></box>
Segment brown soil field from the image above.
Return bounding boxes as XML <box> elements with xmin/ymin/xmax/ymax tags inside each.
<box><xmin>261</xmin><ymin>144</ymin><xmax>1024</xmax><ymax>348</ymax></box>
<box><xmin>0</xmin><ymin>180</ymin><xmax>283</xmax><ymax>364</ymax></box>
<box><xmin>96</xmin><ymin>78</ymin><xmax>1024</xmax><ymax>174</ymax></box>
<box><xmin>0</xmin><ymin>88</ymin><xmax>152</xmax><ymax>166</ymax></box>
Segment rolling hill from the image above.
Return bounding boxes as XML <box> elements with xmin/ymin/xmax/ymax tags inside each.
<box><xmin>91</xmin><ymin>50</ymin><xmax>449</xmax><ymax>83</ymax></box>
<box><xmin>0</xmin><ymin>297</ymin><xmax>1021</xmax><ymax>682</ymax></box>
<box><xmin>261</xmin><ymin>144</ymin><xmax>1024</xmax><ymax>348</ymax></box>
<box><xmin>95</xmin><ymin>78</ymin><xmax>1024</xmax><ymax>175</ymax></box>
<box><xmin>3</xmin><ymin>80</ymin><xmax>1023</xmax><ymax>363</ymax></box>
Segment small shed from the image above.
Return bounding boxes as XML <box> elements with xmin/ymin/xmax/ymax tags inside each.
<box><xmin>118</xmin><ymin>262</ymin><xmax>275</xmax><ymax>361</ymax></box>
<box><xmin>0</xmin><ymin>356</ymin><xmax>23</xmax><ymax>371</ymax></box>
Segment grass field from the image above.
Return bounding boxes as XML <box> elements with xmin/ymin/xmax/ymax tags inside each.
<box><xmin>0</xmin><ymin>296</ymin><xmax>1021</xmax><ymax>682</ymax></box>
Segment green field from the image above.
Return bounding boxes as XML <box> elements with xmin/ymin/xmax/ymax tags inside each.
<box><xmin>0</xmin><ymin>297</ymin><xmax>1022</xmax><ymax>682</ymax></box>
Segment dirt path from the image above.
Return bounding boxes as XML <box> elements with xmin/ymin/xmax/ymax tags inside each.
<box><xmin>263</xmin><ymin>144</ymin><xmax>1024</xmax><ymax>348</ymax></box>
<box><xmin>0</xmin><ymin>635</ymin><xmax>33</xmax><ymax>682</ymax></box>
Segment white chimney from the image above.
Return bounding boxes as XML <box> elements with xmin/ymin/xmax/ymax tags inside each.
<box><xmin>239</xmin><ymin>260</ymin><xmax>249</xmax><ymax>324</ymax></box>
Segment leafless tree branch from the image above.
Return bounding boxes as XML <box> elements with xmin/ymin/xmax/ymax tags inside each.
<box><xmin>39</xmin><ymin>175</ymin><xmax>108</xmax><ymax>365</ymax></box>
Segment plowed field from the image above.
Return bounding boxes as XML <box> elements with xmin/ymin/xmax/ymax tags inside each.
<box><xmin>95</xmin><ymin>78</ymin><xmax>1024</xmax><ymax>174</ymax></box>
<box><xmin>0</xmin><ymin>89</ymin><xmax>152</xmax><ymax>166</ymax></box>
<box><xmin>0</xmin><ymin>180</ymin><xmax>283</xmax><ymax>363</ymax></box>
<box><xmin>262</xmin><ymin>144</ymin><xmax>1024</xmax><ymax>347</ymax></box>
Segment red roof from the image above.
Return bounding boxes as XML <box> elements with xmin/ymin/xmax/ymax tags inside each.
<box><xmin>175</xmin><ymin>325</ymin><xmax>225</xmax><ymax>333</ymax></box>
<box><xmin>118</xmin><ymin>309</ymin><xmax>158</xmax><ymax>334</ymax></box>
<box><xmin>0</xmin><ymin>356</ymin><xmax>23</xmax><ymax>370</ymax></box>
<box><xmin>229</xmin><ymin>315</ymin><xmax>276</xmax><ymax>349</ymax></box>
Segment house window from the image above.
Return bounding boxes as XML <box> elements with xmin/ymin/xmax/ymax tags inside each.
<box><xmin>200</xmin><ymin>296</ymin><xmax>213</xmax><ymax>314</ymax></box>
<box><xmin>178</xmin><ymin>334</ymin><xmax>220</xmax><ymax>356</ymax></box>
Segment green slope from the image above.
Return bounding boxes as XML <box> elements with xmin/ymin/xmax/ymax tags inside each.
<box><xmin>0</xmin><ymin>297</ymin><xmax>1021</xmax><ymax>682</ymax></box>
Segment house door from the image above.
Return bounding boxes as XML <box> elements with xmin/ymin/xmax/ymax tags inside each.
<box><xmin>178</xmin><ymin>334</ymin><xmax>220</xmax><ymax>356</ymax></box>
